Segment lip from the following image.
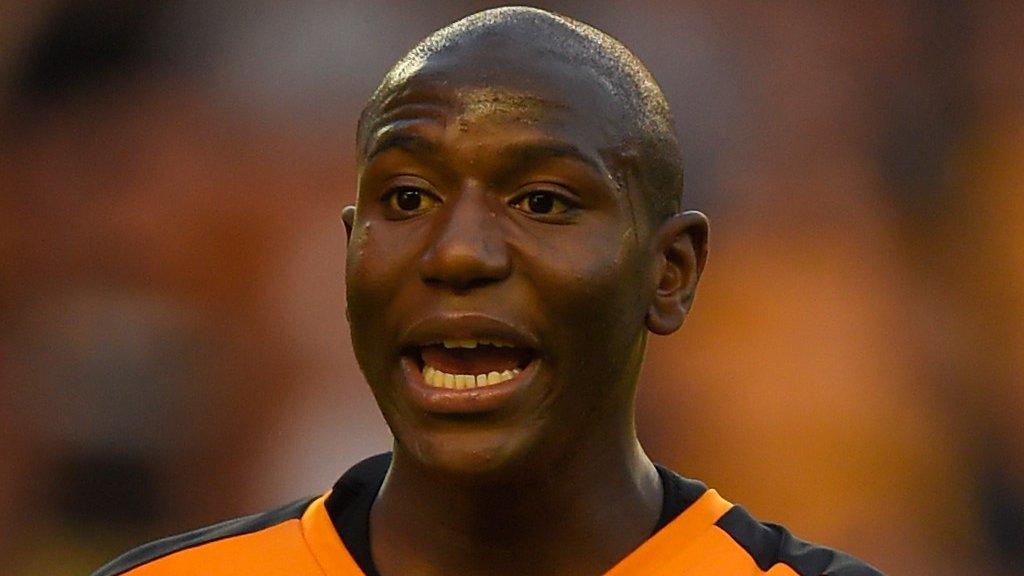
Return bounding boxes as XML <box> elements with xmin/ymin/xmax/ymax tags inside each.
<box><xmin>398</xmin><ymin>313</ymin><xmax>541</xmax><ymax>414</ymax></box>
<box><xmin>399</xmin><ymin>313</ymin><xmax>541</xmax><ymax>350</ymax></box>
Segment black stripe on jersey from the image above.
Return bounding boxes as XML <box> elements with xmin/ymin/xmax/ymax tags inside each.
<box><xmin>91</xmin><ymin>495</ymin><xmax>316</xmax><ymax>576</ymax></box>
<box><xmin>715</xmin><ymin>505</ymin><xmax>885</xmax><ymax>576</ymax></box>
<box><xmin>653</xmin><ymin>464</ymin><xmax>710</xmax><ymax>530</ymax></box>
<box><xmin>325</xmin><ymin>452</ymin><xmax>393</xmax><ymax>576</ymax></box>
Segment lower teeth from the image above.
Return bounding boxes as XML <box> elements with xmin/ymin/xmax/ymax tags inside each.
<box><xmin>421</xmin><ymin>365</ymin><xmax>520</xmax><ymax>389</ymax></box>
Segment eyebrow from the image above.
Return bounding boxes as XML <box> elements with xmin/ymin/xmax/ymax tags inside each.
<box><xmin>364</xmin><ymin>131</ymin><xmax>617</xmax><ymax>188</ymax></box>
<box><xmin>365</xmin><ymin>130</ymin><xmax>441</xmax><ymax>162</ymax></box>
<box><xmin>499</xmin><ymin>140</ymin><xmax>607</xmax><ymax>176</ymax></box>
<box><xmin>498</xmin><ymin>140</ymin><xmax>621</xmax><ymax>192</ymax></box>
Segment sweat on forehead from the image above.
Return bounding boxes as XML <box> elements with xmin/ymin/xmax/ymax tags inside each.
<box><xmin>357</xmin><ymin>6</ymin><xmax>684</xmax><ymax>221</ymax></box>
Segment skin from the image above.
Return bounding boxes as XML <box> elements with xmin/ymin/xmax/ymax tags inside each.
<box><xmin>341</xmin><ymin>27</ymin><xmax>708</xmax><ymax>576</ymax></box>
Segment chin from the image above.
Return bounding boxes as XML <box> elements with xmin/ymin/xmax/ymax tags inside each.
<box><xmin>394</xmin><ymin>424</ymin><xmax>548</xmax><ymax>484</ymax></box>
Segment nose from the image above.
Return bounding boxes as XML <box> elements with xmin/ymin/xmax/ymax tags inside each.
<box><xmin>419</xmin><ymin>188</ymin><xmax>511</xmax><ymax>291</ymax></box>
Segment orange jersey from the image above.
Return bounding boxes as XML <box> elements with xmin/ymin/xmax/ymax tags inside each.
<box><xmin>94</xmin><ymin>455</ymin><xmax>882</xmax><ymax>575</ymax></box>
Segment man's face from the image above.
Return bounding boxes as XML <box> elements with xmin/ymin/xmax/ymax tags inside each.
<box><xmin>345</xmin><ymin>45</ymin><xmax>661</xmax><ymax>477</ymax></box>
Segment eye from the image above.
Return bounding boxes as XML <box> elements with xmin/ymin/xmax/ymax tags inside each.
<box><xmin>383</xmin><ymin>186</ymin><xmax>439</xmax><ymax>218</ymax></box>
<box><xmin>511</xmin><ymin>190</ymin><xmax>574</xmax><ymax>216</ymax></box>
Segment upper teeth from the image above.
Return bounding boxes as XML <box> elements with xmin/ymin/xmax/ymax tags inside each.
<box><xmin>441</xmin><ymin>339</ymin><xmax>514</xmax><ymax>349</ymax></box>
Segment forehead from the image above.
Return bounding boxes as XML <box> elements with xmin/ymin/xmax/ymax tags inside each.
<box><xmin>363</xmin><ymin>43</ymin><xmax>633</xmax><ymax>161</ymax></box>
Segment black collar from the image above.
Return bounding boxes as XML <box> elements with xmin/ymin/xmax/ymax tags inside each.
<box><xmin>324</xmin><ymin>453</ymin><xmax>708</xmax><ymax>576</ymax></box>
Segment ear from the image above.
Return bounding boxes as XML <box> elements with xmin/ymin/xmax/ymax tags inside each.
<box><xmin>341</xmin><ymin>205</ymin><xmax>357</xmax><ymax>322</ymax></box>
<box><xmin>341</xmin><ymin>205</ymin><xmax>356</xmax><ymax>240</ymax></box>
<box><xmin>645</xmin><ymin>210</ymin><xmax>709</xmax><ymax>335</ymax></box>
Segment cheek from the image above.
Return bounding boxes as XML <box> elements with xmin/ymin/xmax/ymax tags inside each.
<box><xmin>523</xmin><ymin>227</ymin><xmax>650</xmax><ymax>355</ymax></box>
<box><xmin>345</xmin><ymin>222</ymin><xmax>421</xmax><ymax>359</ymax></box>
<box><xmin>346</xmin><ymin>221</ymin><xmax>416</xmax><ymax>306</ymax></box>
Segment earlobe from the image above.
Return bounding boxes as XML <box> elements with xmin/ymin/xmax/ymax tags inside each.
<box><xmin>645</xmin><ymin>210</ymin><xmax>709</xmax><ymax>335</ymax></box>
<box><xmin>342</xmin><ymin>205</ymin><xmax>356</xmax><ymax>240</ymax></box>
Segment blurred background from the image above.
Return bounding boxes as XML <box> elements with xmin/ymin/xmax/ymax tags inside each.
<box><xmin>1</xmin><ymin>1</ymin><xmax>1021</xmax><ymax>574</ymax></box>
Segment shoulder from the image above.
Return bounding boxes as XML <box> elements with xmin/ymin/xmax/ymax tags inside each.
<box><xmin>92</xmin><ymin>496</ymin><xmax>318</xmax><ymax>576</ymax></box>
<box><xmin>714</xmin><ymin>505</ymin><xmax>885</xmax><ymax>576</ymax></box>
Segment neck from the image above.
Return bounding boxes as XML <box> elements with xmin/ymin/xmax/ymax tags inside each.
<box><xmin>369</xmin><ymin>432</ymin><xmax>662</xmax><ymax>576</ymax></box>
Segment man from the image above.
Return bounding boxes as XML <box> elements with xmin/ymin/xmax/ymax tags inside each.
<box><xmin>95</xmin><ymin>7</ymin><xmax>883</xmax><ymax>575</ymax></box>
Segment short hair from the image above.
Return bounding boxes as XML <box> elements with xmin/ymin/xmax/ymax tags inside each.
<box><xmin>357</xmin><ymin>6</ymin><xmax>683</xmax><ymax>222</ymax></box>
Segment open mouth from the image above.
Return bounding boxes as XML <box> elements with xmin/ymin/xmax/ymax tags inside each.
<box><xmin>410</xmin><ymin>339</ymin><xmax>537</xmax><ymax>390</ymax></box>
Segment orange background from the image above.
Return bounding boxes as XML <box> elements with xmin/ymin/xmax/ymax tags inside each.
<box><xmin>2</xmin><ymin>2</ymin><xmax>1022</xmax><ymax>574</ymax></box>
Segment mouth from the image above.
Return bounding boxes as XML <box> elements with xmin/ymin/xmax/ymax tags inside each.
<box><xmin>412</xmin><ymin>338</ymin><xmax>536</xmax><ymax>390</ymax></box>
<box><xmin>398</xmin><ymin>315</ymin><xmax>541</xmax><ymax>413</ymax></box>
